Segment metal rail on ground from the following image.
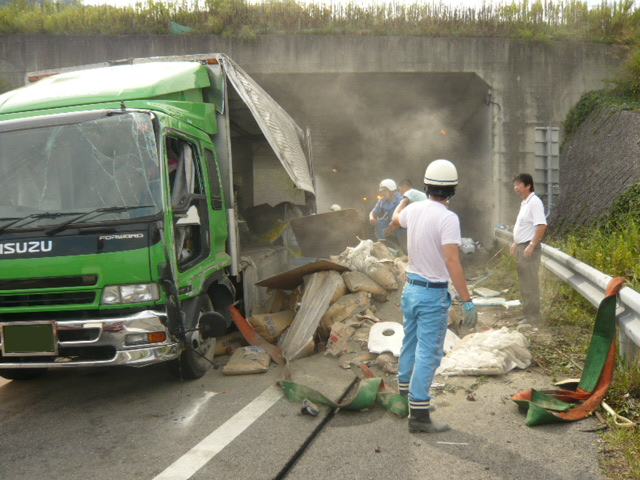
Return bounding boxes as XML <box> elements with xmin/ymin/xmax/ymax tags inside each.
<box><xmin>495</xmin><ymin>227</ymin><xmax>640</xmax><ymax>360</ymax></box>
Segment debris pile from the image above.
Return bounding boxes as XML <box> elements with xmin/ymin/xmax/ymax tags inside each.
<box><xmin>216</xmin><ymin>238</ymin><xmax>533</xmax><ymax>384</ymax></box>
<box><xmin>215</xmin><ymin>239</ymin><xmax>407</xmax><ymax>375</ymax></box>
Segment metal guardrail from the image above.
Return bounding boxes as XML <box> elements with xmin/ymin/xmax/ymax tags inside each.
<box><xmin>495</xmin><ymin>227</ymin><xmax>640</xmax><ymax>360</ymax></box>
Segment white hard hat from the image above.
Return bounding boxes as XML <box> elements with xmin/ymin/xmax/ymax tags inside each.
<box><xmin>329</xmin><ymin>204</ymin><xmax>342</xmax><ymax>212</ymax></box>
<box><xmin>379</xmin><ymin>179</ymin><xmax>397</xmax><ymax>191</ymax></box>
<box><xmin>424</xmin><ymin>159</ymin><xmax>458</xmax><ymax>186</ymax></box>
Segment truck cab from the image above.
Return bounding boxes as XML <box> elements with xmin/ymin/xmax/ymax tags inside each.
<box><xmin>0</xmin><ymin>55</ymin><xmax>315</xmax><ymax>380</ymax></box>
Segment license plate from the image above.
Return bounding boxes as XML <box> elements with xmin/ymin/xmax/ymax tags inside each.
<box><xmin>1</xmin><ymin>322</ymin><xmax>57</xmax><ymax>356</ymax></box>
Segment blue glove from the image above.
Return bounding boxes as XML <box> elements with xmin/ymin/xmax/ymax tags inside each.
<box><xmin>462</xmin><ymin>301</ymin><xmax>477</xmax><ymax>328</ymax></box>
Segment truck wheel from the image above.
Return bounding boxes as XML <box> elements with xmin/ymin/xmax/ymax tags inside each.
<box><xmin>0</xmin><ymin>368</ymin><xmax>47</xmax><ymax>381</ymax></box>
<box><xmin>168</xmin><ymin>295</ymin><xmax>217</xmax><ymax>380</ymax></box>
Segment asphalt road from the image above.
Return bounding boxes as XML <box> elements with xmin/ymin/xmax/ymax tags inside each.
<box><xmin>0</xmin><ymin>344</ymin><xmax>604</xmax><ymax>480</ymax></box>
<box><xmin>0</xmin><ymin>250</ymin><xmax>606</xmax><ymax>480</ymax></box>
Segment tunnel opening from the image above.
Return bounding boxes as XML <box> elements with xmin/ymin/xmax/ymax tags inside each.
<box><xmin>253</xmin><ymin>72</ymin><xmax>493</xmax><ymax>246</ymax></box>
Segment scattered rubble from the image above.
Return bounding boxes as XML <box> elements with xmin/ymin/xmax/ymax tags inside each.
<box><xmin>473</xmin><ymin>287</ymin><xmax>501</xmax><ymax>298</ymax></box>
<box><xmin>216</xmin><ymin>238</ymin><xmax>534</xmax><ymax>407</ymax></box>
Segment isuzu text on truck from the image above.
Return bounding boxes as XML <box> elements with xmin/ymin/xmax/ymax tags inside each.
<box><xmin>0</xmin><ymin>54</ymin><xmax>315</xmax><ymax>380</ymax></box>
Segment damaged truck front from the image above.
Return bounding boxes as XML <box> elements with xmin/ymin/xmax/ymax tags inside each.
<box><xmin>0</xmin><ymin>54</ymin><xmax>315</xmax><ymax>380</ymax></box>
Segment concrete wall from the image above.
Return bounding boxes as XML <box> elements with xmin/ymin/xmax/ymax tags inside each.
<box><xmin>0</xmin><ymin>35</ymin><xmax>624</xmax><ymax>245</ymax></box>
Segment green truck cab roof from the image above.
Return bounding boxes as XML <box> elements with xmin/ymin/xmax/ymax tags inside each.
<box><xmin>0</xmin><ymin>62</ymin><xmax>220</xmax><ymax>116</ymax></box>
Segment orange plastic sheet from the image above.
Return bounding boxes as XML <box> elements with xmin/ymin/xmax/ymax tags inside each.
<box><xmin>230</xmin><ymin>306</ymin><xmax>286</xmax><ymax>366</ymax></box>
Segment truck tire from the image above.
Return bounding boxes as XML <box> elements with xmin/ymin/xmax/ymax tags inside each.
<box><xmin>168</xmin><ymin>295</ymin><xmax>217</xmax><ymax>380</ymax></box>
<box><xmin>0</xmin><ymin>368</ymin><xmax>47</xmax><ymax>381</ymax></box>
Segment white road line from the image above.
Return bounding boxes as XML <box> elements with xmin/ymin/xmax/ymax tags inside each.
<box><xmin>153</xmin><ymin>384</ymin><xmax>284</xmax><ymax>480</ymax></box>
<box><xmin>180</xmin><ymin>391</ymin><xmax>218</xmax><ymax>426</ymax></box>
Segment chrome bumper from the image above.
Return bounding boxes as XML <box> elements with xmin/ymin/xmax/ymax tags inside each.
<box><xmin>0</xmin><ymin>310</ymin><xmax>180</xmax><ymax>369</ymax></box>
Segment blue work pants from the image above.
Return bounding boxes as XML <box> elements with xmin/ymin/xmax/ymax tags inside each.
<box><xmin>398</xmin><ymin>273</ymin><xmax>451</xmax><ymax>404</ymax></box>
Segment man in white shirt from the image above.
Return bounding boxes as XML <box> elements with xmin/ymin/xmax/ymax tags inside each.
<box><xmin>391</xmin><ymin>159</ymin><xmax>476</xmax><ymax>434</ymax></box>
<box><xmin>510</xmin><ymin>173</ymin><xmax>547</xmax><ymax>325</ymax></box>
<box><xmin>398</xmin><ymin>179</ymin><xmax>428</xmax><ymax>204</ymax></box>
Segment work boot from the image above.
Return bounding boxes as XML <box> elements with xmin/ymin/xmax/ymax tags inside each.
<box><xmin>408</xmin><ymin>408</ymin><xmax>450</xmax><ymax>433</ymax></box>
<box><xmin>398</xmin><ymin>381</ymin><xmax>409</xmax><ymax>398</ymax></box>
<box><xmin>398</xmin><ymin>386</ymin><xmax>436</xmax><ymax>411</ymax></box>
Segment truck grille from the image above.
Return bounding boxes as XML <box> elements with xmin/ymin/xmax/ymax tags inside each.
<box><xmin>0</xmin><ymin>276</ymin><xmax>98</xmax><ymax>290</ymax></box>
<box><xmin>0</xmin><ymin>292</ymin><xmax>96</xmax><ymax>307</ymax></box>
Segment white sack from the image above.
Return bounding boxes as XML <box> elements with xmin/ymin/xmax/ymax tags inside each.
<box><xmin>335</xmin><ymin>239</ymin><xmax>397</xmax><ymax>290</ymax></box>
<box><xmin>443</xmin><ymin>328</ymin><xmax>461</xmax><ymax>355</ymax></box>
<box><xmin>436</xmin><ymin>327</ymin><xmax>531</xmax><ymax>377</ymax></box>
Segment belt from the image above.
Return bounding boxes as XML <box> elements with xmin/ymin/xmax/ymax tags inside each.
<box><xmin>407</xmin><ymin>278</ymin><xmax>448</xmax><ymax>289</ymax></box>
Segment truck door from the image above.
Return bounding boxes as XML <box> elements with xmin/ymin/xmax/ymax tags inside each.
<box><xmin>203</xmin><ymin>148</ymin><xmax>228</xmax><ymax>258</ymax></box>
<box><xmin>165</xmin><ymin>136</ymin><xmax>211</xmax><ymax>276</ymax></box>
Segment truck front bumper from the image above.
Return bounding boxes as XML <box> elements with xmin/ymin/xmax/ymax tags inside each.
<box><xmin>0</xmin><ymin>310</ymin><xmax>180</xmax><ymax>369</ymax></box>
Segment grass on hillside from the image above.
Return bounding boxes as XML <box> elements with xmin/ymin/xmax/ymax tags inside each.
<box><xmin>563</xmin><ymin>44</ymin><xmax>640</xmax><ymax>139</ymax></box>
<box><xmin>0</xmin><ymin>0</ymin><xmax>638</xmax><ymax>42</ymax></box>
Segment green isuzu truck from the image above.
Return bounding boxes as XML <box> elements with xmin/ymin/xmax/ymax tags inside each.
<box><xmin>0</xmin><ymin>54</ymin><xmax>315</xmax><ymax>380</ymax></box>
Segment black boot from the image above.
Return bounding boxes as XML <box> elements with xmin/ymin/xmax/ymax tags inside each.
<box><xmin>408</xmin><ymin>408</ymin><xmax>450</xmax><ymax>433</ymax></box>
<box><xmin>398</xmin><ymin>388</ymin><xmax>436</xmax><ymax>412</ymax></box>
<box><xmin>398</xmin><ymin>381</ymin><xmax>409</xmax><ymax>398</ymax></box>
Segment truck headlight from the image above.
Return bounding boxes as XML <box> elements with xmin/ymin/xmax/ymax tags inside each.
<box><xmin>101</xmin><ymin>283</ymin><xmax>160</xmax><ymax>305</ymax></box>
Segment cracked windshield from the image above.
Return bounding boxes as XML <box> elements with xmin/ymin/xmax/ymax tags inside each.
<box><xmin>0</xmin><ymin>111</ymin><xmax>161</xmax><ymax>229</ymax></box>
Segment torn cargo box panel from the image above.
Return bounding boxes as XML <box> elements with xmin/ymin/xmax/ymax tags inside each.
<box><xmin>289</xmin><ymin>209</ymin><xmax>363</xmax><ymax>259</ymax></box>
<box><xmin>256</xmin><ymin>259</ymin><xmax>349</xmax><ymax>291</ymax></box>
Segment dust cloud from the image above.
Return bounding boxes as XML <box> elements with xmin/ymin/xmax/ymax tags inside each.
<box><xmin>259</xmin><ymin>72</ymin><xmax>494</xmax><ymax>244</ymax></box>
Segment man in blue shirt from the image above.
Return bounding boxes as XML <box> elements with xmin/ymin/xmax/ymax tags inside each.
<box><xmin>369</xmin><ymin>179</ymin><xmax>403</xmax><ymax>242</ymax></box>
